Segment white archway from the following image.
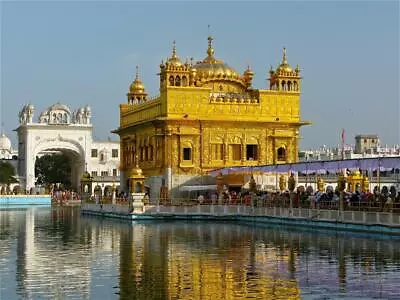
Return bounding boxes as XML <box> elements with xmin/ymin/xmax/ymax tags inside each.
<box><xmin>21</xmin><ymin>134</ymin><xmax>90</xmax><ymax>192</ymax></box>
<box><xmin>15</xmin><ymin>103</ymin><xmax>120</xmax><ymax>194</ymax></box>
<box><xmin>16</xmin><ymin>103</ymin><xmax>93</xmax><ymax>192</ymax></box>
<box><xmin>33</xmin><ymin>145</ymin><xmax>84</xmax><ymax>191</ymax></box>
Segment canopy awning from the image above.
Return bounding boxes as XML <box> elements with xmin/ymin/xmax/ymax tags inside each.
<box><xmin>208</xmin><ymin>157</ymin><xmax>400</xmax><ymax>177</ymax></box>
<box><xmin>179</xmin><ymin>185</ymin><xmax>217</xmax><ymax>192</ymax></box>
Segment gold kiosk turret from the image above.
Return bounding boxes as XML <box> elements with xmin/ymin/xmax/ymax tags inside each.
<box><xmin>317</xmin><ymin>177</ymin><xmax>325</xmax><ymax>192</ymax></box>
<box><xmin>128</xmin><ymin>155</ymin><xmax>146</xmax><ymax>213</ymax></box>
<box><xmin>347</xmin><ymin>170</ymin><xmax>363</xmax><ymax>192</ymax></box>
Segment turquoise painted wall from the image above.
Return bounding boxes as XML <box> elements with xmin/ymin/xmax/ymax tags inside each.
<box><xmin>0</xmin><ymin>195</ymin><xmax>51</xmax><ymax>206</ymax></box>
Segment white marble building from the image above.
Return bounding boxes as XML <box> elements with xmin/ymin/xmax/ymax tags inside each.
<box><xmin>13</xmin><ymin>103</ymin><xmax>120</xmax><ymax>194</ymax></box>
<box><xmin>299</xmin><ymin>135</ymin><xmax>400</xmax><ymax>162</ymax></box>
<box><xmin>0</xmin><ymin>132</ymin><xmax>18</xmax><ymax>160</ymax></box>
<box><xmin>0</xmin><ymin>132</ymin><xmax>19</xmax><ymax>192</ymax></box>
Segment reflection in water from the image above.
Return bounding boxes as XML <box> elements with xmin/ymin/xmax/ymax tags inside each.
<box><xmin>0</xmin><ymin>207</ymin><xmax>399</xmax><ymax>299</ymax></box>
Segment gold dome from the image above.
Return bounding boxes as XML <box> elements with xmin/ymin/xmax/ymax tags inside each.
<box><xmin>276</xmin><ymin>47</ymin><xmax>293</xmax><ymax>73</ymax></box>
<box><xmin>130</xmin><ymin>156</ymin><xmax>144</xmax><ymax>178</ymax></box>
<box><xmin>193</xmin><ymin>36</ymin><xmax>240</xmax><ymax>80</ymax></box>
<box><xmin>129</xmin><ymin>66</ymin><xmax>146</xmax><ymax>94</ymax></box>
<box><xmin>166</xmin><ymin>41</ymin><xmax>183</xmax><ymax>67</ymax></box>
<box><xmin>130</xmin><ymin>165</ymin><xmax>143</xmax><ymax>177</ymax></box>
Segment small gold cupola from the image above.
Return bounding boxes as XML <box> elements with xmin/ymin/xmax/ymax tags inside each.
<box><xmin>243</xmin><ymin>65</ymin><xmax>254</xmax><ymax>88</ymax></box>
<box><xmin>127</xmin><ymin>66</ymin><xmax>147</xmax><ymax>104</ymax></box>
<box><xmin>276</xmin><ymin>47</ymin><xmax>293</xmax><ymax>73</ymax></box>
<box><xmin>166</xmin><ymin>41</ymin><xmax>183</xmax><ymax>68</ymax></box>
<box><xmin>159</xmin><ymin>41</ymin><xmax>190</xmax><ymax>88</ymax></box>
<box><xmin>269</xmin><ymin>47</ymin><xmax>301</xmax><ymax>92</ymax></box>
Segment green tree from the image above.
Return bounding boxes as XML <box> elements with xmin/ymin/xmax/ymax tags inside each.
<box><xmin>35</xmin><ymin>154</ymin><xmax>71</xmax><ymax>189</ymax></box>
<box><xmin>0</xmin><ymin>161</ymin><xmax>17</xmax><ymax>184</ymax></box>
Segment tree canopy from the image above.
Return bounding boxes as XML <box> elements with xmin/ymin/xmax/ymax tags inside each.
<box><xmin>0</xmin><ymin>161</ymin><xmax>17</xmax><ymax>184</ymax></box>
<box><xmin>35</xmin><ymin>154</ymin><xmax>71</xmax><ymax>188</ymax></box>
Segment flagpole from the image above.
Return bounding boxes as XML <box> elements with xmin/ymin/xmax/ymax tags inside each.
<box><xmin>341</xmin><ymin>128</ymin><xmax>345</xmax><ymax>161</ymax></box>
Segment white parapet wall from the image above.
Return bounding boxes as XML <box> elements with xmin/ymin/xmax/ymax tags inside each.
<box><xmin>81</xmin><ymin>203</ymin><xmax>400</xmax><ymax>234</ymax></box>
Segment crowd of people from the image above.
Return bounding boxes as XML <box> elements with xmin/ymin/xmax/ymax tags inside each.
<box><xmin>51</xmin><ymin>190</ymin><xmax>80</xmax><ymax>204</ymax></box>
<box><xmin>192</xmin><ymin>185</ymin><xmax>400</xmax><ymax>212</ymax></box>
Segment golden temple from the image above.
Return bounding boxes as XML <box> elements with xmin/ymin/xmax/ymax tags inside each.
<box><xmin>114</xmin><ymin>36</ymin><xmax>310</xmax><ymax>197</ymax></box>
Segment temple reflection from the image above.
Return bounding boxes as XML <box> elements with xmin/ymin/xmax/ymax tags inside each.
<box><xmin>1</xmin><ymin>209</ymin><xmax>399</xmax><ymax>299</ymax></box>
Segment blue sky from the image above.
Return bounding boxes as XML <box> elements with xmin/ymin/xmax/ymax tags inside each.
<box><xmin>1</xmin><ymin>1</ymin><xmax>399</xmax><ymax>149</ymax></box>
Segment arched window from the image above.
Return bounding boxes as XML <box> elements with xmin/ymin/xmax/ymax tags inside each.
<box><xmin>175</xmin><ymin>75</ymin><xmax>181</xmax><ymax>87</ymax></box>
<box><xmin>144</xmin><ymin>146</ymin><xmax>148</xmax><ymax>161</ymax></box>
<box><xmin>277</xmin><ymin>147</ymin><xmax>286</xmax><ymax>161</ymax></box>
<box><xmin>140</xmin><ymin>147</ymin><xmax>144</xmax><ymax>161</ymax></box>
<box><xmin>135</xmin><ymin>182</ymin><xmax>142</xmax><ymax>193</ymax></box>
<box><xmin>149</xmin><ymin>145</ymin><xmax>154</xmax><ymax>161</ymax></box>
<box><xmin>182</xmin><ymin>76</ymin><xmax>188</xmax><ymax>87</ymax></box>
<box><xmin>169</xmin><ymin>76</ymin><xmax>175</xmax><ymax>86</ymax></box>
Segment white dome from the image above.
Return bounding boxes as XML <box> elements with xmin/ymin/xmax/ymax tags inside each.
<box><xmin>0</xmin><ymin>133</ymin><xmax>12</xmax><ymax>151</ymax></box>
<box><xmin>48</xmin><ymin>103</ymin><xmax>71</xmax><ymax>113</ymax></box>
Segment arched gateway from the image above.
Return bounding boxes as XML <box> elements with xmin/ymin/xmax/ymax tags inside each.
<box><xmin>16</xmin><ymin>103</ymin><xmax>94</xmax><ymax>191</ymax></box>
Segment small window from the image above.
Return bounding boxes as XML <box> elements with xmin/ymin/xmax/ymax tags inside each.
<box><xmin>183</xmin><ymin>148</ymin><xmax>192</xmax><ymax>161</ymax></box>
<box><xmin>112</xmin><ymin>169</ymin><xmax>117</xmax><ymax>176</ymax></box>
<box><xmin>277</xmin><ymin>147</ymin><xmax>286</xmax><ymax>161</ymax></box>
<box><xmin>246</xmin><ymin>145</ymin><xmax>258</xmax><ymax>160</ymax></box>
<box><xmin>91</xmin><ymin>171</ymin><xmax>98</xmax><ymax>177</ymax></box>
<box><xmin>91</xmin><ymin>149</ymin><xmax>98</xmax><ymax>157</ymax></box>
<box><xmin>112</xmin><ymin>149</ymin><xmax>118</xmax><ymax>158</ymax></box>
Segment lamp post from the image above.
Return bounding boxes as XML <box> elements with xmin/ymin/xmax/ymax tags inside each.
<box><xmin>112</xmin><ymin>176</ymin><xmax>116</xmax><ymax>204</ymax></box>
<box><xmin>288</xmin><ymin>173</ymin><xmax>296</xmax><ymax>212</ymax></box>
<box><xmin>337</xmin><ymin>171</ymin><xmax>346</xmax><ymax>218</ymax></box>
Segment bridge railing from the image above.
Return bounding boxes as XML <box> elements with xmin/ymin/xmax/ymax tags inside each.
<box><xmin>81</xmin><ymin>194</ymin><xmax>400</xmax><ymax>214</ymax></box>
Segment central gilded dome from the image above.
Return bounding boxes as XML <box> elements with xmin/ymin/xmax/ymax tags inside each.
<box><xmin>193</xmin><ymin>36</ymin><xmax>240</xmax><ymax>80</ymax></box>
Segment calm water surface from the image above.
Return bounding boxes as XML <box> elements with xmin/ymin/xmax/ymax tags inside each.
<box><xmin>0</xmin><ymin>207</ymin><xmax>399</xmax><ymax>300</ymax></box>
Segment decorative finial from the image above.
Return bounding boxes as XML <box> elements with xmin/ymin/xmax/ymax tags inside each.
<box><xmin>172</xmin><ymin>40</ymin><xmax>177</xmax><ymax>58</ymax></box>
<box><xmin>207</xmin><ymin>35</ymin><xmax>214</xmax><ymax>57</ymax></box>
<box><xmin>282</xmin><ymin>47</ymin><xmax>287</xmax><ymax>64</ymax></box>
<box><xmin>135</xmin><ymin>65</ymin><xmax>139</xmax><ymax>80</ymax></box>
<box><xmin>135</xmin><ymin>153</ymin><xmax>139</xmax><ymax>168</ymax></box>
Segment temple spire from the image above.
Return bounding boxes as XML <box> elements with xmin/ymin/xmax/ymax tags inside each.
<box><xmin>171</xmin><ymin>40</ymin><xmax>177</xmax><ymax>59</ymax></box>
<box><xmin>282</xmin><ymin>47</ymin><xmax>288</xmax><ymax>64</ymax></box>
<box><xmin>207</xmin><ymin>35</ymin><xmax>215</xmax><ymax>57</ymax></box>
<box><xmin>135</xmin><ymin>65</ymin><xmax>140</xmax><ymax>80</ymax></box>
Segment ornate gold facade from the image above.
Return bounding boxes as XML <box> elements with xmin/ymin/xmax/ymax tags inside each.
<box><xmin>114</xmin><ymin>36</ymin><xmax>310</xmax><ymax>191</ymax></box>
